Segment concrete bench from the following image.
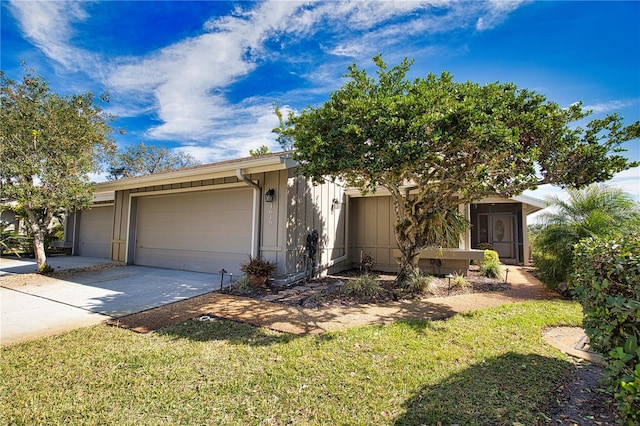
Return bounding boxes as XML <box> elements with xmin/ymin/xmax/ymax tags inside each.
<box><xmin>393</xmin><ymin>248</ymin><xmax>485</xmax><ymax>276</ymax></box>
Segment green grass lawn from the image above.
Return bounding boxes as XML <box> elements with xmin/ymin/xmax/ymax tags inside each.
<box><xmin>1</xmin><ymin>300</ymin><xmax>582</xmax><ymax>425</ymax></box>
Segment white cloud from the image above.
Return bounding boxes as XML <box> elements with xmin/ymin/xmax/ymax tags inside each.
<box><xmin>582</xmin><ymin>98</ymin><xmax>640</xmax><ymax>115</ymax></box>
<box><xmin>8</xmin><ymin>1</ymin><xmax>102</xmax><ymax>74</ymax></box>
<box><xmin>476</xmin><ymin>0</ymin><xmax>530</xmax><ymax>31</ymax></box>
<box><xmin>9</xmin><ymin>0</ymin><xmax>529</xmax><ymax>160</ymax></box>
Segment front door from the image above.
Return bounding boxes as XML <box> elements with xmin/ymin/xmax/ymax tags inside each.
<box><xmin>491</xmin><ymin>215</ymin><xmax>516</xmax><ymax>260</ymax></box>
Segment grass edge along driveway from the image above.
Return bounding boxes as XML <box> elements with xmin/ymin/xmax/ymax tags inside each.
<box><xmin>2</xmin><ymin>300</ymin><xmax>582</xmax><ymax>425</ymax></box>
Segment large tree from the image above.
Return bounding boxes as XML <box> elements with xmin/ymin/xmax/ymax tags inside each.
<box><xmin>278</xmin><ymin>56</ymin><xmax>640</xmax><ymax>282</ymax></box>
<box><xmin>0</xmin><ymin>67</ymin><xmax>115</xmax><ymax>272</ymax></box>
<box><xmin>108</xmin><ymin>142</ymin><xmax>199</xmax><ymax>180</ymax></box>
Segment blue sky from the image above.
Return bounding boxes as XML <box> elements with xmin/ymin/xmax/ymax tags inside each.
<box><xmin>2</xmin><ymin>0</ymin><xmax>639</xmax><ymax>201</ymax></box>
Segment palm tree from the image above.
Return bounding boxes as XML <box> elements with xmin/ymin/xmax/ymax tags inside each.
<box><xmin>532</xmin><ymin>184</ymin><xmax>640</xmax><ymax>288</ymax></box>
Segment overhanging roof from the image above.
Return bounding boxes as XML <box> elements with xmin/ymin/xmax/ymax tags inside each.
<box><xmin>95</xmin><ymin>151</ymin><xmax>296</xmax><ymax>192</ymax></box>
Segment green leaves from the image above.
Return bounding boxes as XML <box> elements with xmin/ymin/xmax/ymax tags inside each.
<box><xmin>108</xmin><ymin>142</ymin><xmax>199</xmax><ymax>180</ymax></box>
<box><xmin>1</xmin><ymin>65</ymin><xmax>115</xmax><ymax>269</ymax></box>
<box><xmin>573</xmin><ymin>234</ymin><xmax>640</xmax><ymax>420</ymax></box>
<box><xmin>278</xmin><ymin>54</ymin><xmax>639</xmax><ymax>284</ymax></box>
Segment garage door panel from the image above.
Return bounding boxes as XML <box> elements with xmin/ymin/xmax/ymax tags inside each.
<box><xmin>141</xmin><ymin>230</ymin><xmax>250</xmax><ymax>252</ymax></box>
<box><xmin>135</xmin><ymin>188</ymin><xmax>252</xmax><ymax>274</ymax></box>
<box><xmin>78</xmin><ymin>206</ymin><xmax>113</xmax><ymax>259</ymax></box>
<box><xmin>134</xmin><ymin>249</ymin><xmax>247</xmax><ymax>275</ymax></box>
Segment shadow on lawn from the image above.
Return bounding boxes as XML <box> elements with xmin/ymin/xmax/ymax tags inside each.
<box><xmin>394</xmin><ymin>352</ymin><xmax>571</xmax><ymax>426</ymax></box>
<box><xmin>157</xmin><ymin>316</ymin><xmax>313</xmax><ymax>346</ymax></box>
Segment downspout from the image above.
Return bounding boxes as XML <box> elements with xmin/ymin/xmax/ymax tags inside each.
<box><xmin>323</xmin><ymin>193</ymin><xmax>349</xmax><ymax>269</ymax></box>
<box><xmin>235</xmin><ymin>168</ymin><xmax>261</xmax><ymax>258</ymax></box>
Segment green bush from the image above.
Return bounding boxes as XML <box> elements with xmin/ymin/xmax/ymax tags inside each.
<box><xmin>531</xmin><ymin>249</ymin><xmax>566</xmax><ymax>290</ymax></box>
<box><xmin>482</xmin><ymin>249</ymin><xmax>500</xmax><ymax>265</ymax></box>
<box><xmin>226</xmin><ymin>277</ymin><xmax>252</xmax><ymax>295</ymax></box>
<box><xmin>531</xmin><ymin>185</ymin><xmax>640</xmax><ymax>292</ymax></box>
<box><xmin>342</xmin><ymin>274</ymin><xmax>382</xmax><ymax>298</ymax></box>
<box><xmin>572</xmin><ymin>233</ymin><xmax>640</xmax><ymax>421</ymax></box>
<box><xmin>452</xmin><ymin>272</ymin><xmax>468</xmax><ymax>289</ymax></box>
<box><xmin>402</xmin><ymin>270</ymin><xmax>434</xmax><ymax>294</ymax></box>
<box><xmin>480</xmin><ymin>260</ymin><xmax>502</xmax><ymax>279</ymax></box>
<box><xmin>0</xmin><ymin>221</ymin><xmax>23</xmax><ymax>255</ymax></box>
<box><xmin>477</xmin><ymin>242</ymin><xmax>494</xmax><ymax>251</ymax></box>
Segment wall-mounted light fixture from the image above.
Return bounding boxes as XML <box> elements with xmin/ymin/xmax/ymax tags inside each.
<box><xmin>265</xmin><ymin>188</ymin><xmax>275</xmax><ymax>203</ymax></box>
<box><xmin>331</xmin><ymin>198</ymin><xmax>341</xmax><ymax>210</ymax></box>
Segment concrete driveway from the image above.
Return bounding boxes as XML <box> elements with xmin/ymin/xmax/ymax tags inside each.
<box><xmin>1</xmin><ymin>256</ymin><xmax>230</xmax><ymax>346</ymax></box>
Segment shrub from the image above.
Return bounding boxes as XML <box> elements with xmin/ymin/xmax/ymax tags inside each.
<box><xmin>482</xmin><ymin>249</ymin><xmax>500</xmax><ymax>265</ymax></box>
<box><xmin>342</xmin><ymin>274</ymin><xmax>382</xmax><ymax>298</ymax></box>
<box><xmin>226</xmin><ymin>277</ymin><xmax>252</xmax><ymax>295</ymax></box>
<box><xmin>531</xmin><ymin>249</ymin><xmax>566</xmax><ymax>290</ymax></box>
<box><xmin>360</xmin><ymin>252</ymin><xmax>375</xmax><ymax>273</ymax></box>
<box><xmin>403</xmin><ymin>270</ymin><xmax>434</xmax><ymax>294</ymax></box>
<box><xmin>240</xmin><ymin>255</ymin><xmax>276</xmax><ymax>278</ymax></box>
<box><xmin>452</xmin><ymin>272</ymin><xmax>468</xmax><ymax>289</ymax></box>
<box><xmin>572</xmin><ymin>233</ymin><xmax>640</xmax><ymax>421</ymax></box>
<box><xmin>532</xmin><ymin>185</ymin><xmax>640</xmax><ymax>291</ymax></box>
<box><xmin>0</xmin><ymin>221</ymin><xmax>23</xmax><ymax>255</ymax></box>
<box><xmin>480</xmin><ymin>260</ymin><xmax>502</xmax><ymax>279</ymax></box>
<box><xmin>477</xmin><ymin>242</ymin><xmax>494</xmax><ymax>251</ymax></box>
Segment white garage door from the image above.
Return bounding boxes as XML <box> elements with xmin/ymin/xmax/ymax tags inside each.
<box><xmin>78</xmin><ymin>206</ymin><xmax>114</xmax><ymax>258</ymax></box>
<box><xmin>134</xmin><ymin>188</ymin><xmax>253</xmax><ymax>274</ymax></box>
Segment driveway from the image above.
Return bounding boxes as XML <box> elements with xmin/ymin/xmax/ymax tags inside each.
<box><xmin>1</xmin><ymin>256</ymin><xmax>230</xmax><ymax>346</ymax></box>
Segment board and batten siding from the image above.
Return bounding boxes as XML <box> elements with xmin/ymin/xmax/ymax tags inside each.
<box><xmin>349</xmin><ymin>195</ymin><xmax>396</xmax><ymax>272</ymax></box>
<box><xmin>285</xmin><ymin>173</ymin><xmax>348</xmax><ymax>277</ymax></box>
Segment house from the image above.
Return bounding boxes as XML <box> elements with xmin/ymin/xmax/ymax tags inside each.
<box><xmin>63</xmin><ymin>152</ymin><xmax>544</xmax><ymax>281</ymax></box>
<box><xmin>1</xmin><ymin>205</ymin><xmax>23</xmax><ymax>233</ymax></box>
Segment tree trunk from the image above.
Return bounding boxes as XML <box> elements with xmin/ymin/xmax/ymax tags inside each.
<box><xmin>389</xmin><ymin>187</ymin><xmax>422</xmax><ymax>284</ymax></box>
<box><xmin>32</xmin><ymin>229</ymin><xmax>49</xmax><ymax>273</ymax></box>
<box><xmin>24</xmin><ymin>208</ymin><xmax>50</xmax><ymax>273</ymax></box>
<box><xmin>396</xmin><ymin>246</ymin><xmax>421</xmax><ymax>284</ymax></box>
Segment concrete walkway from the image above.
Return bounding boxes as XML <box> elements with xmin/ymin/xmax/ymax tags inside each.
<box><xmin>1</xmin><ymin>256</ymin><xmax>229</xmax><ymax>346</ymax></box>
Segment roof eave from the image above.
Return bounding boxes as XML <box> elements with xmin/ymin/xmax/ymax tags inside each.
<box><xmin>95</xmin><ymin>154</ymin><xmax>296</xmax><ymax>192</ymax></box>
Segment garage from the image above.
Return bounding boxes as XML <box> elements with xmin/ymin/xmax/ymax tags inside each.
<box><xmin>77</xmin><ymin>205</ymin><xmax>114</xmax><ymax>258</ymax></box>
<box><xmin>133</xmin><ymin>188</ymin><xmax>253</xmax><ymax>274</ymax></box>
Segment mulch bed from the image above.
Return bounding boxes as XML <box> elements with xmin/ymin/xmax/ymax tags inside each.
<box><xmin>107</xmin><ymin>266</ymin><xmax>509</xmax><ymax>333</ymax></box>
<box><xmin>222</xmin><ymin>266</ymin><xmax>510</xmax><ymax>308</ymax></box>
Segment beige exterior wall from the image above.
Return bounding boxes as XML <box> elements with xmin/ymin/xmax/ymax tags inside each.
<box><xmin>349</xmin><ymin>194</ymin><xmax>396</xmax><ymax>272</ymax></box>
<box><xmin>348</xmin><ymin>194</ymin><xmax>483</xmax><ymax>275</ymax></box>
<box><xmin>285</xmin><ymin>173</ymin><xmax>348</xmax><ymax>278</ymax></box>
<box><xmin>104</xmin><ymin>166</ymin><xmax>348</xmax><ymax>278</ymax></box>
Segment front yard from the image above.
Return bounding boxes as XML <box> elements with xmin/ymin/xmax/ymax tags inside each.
<box><xmin>0</xmin><ymin>300</ymin><xmax>600</xmax><ymax>425</ymax></box>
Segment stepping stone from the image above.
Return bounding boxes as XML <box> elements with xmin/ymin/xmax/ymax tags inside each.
<box><xmin>260</xmin><ymin>294</ymin><xmax>284</xmax><ymax>302</ymax></box>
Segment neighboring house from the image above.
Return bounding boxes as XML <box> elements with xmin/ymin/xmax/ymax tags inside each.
<box><xmin>64</xmin><ymin>152</ymin><xmax>544</xmax><ymax>280</ymax></box>
<box><xmin>1</xmin><ymin>206</ymin><xmax>22</xmax><ymax>233</ymax></box>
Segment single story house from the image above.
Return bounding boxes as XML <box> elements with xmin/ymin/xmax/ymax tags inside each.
<box><xmin>63</xmin><ymin>152</ymin><xmax>544</xmax><ymax>281</ymax></box>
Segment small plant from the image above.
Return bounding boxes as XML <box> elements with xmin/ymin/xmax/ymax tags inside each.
<box><xmin>480</xmin><ymin>260</ymin><xmax>502</xmax><ymax>279</ymax></box>
<box><xmin>452</xmin><ymin>272</ymin><xmax>468</xmax><ymax>289</ymax></box>
<box><xmin>240</xmin><ymin>255</ymin><xmax>276</xmax><ymax>277</ymax></box>
<box><xmin>402</xmin><ymin>270</ymin><xmax>434</xmax><ymax>294</ymax></box>
<box><xmin>360</xmin><ymin>252</ymin><xmax>375</xmax><ymax>273</ymax></box>
<box><xmin>226</xmin><ymin>277</ymin><xmax>252</xmax><ymax>295</ymax></box>
<box><xmin>477</xmin><ymin>242</ymin><xmax>495</xmax><ymax>251</ymax></box>
<box><xmin>342</xmin><ymin>274</ymin><xmax>382</xmax><ymax>298</ymax></box>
